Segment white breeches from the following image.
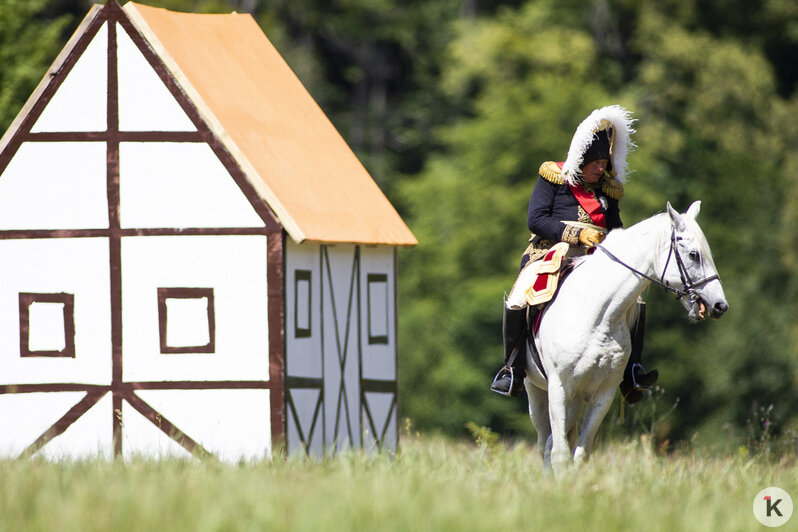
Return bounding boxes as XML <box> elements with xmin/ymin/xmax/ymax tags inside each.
<box><xmin>506</xmin><ymin>260</ymin><xmax>544</xmax><ymax>310</ymax></box>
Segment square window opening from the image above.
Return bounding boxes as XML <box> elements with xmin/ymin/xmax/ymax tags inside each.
<box><xmin>19</xmin><ymin>293</ymin><xmax>75</xmax><ymax>358</ymax></box>
<box><xmin>158</xmin><ymin>287</ymin><xmax>215</xmax><ymax>354</ymax></box>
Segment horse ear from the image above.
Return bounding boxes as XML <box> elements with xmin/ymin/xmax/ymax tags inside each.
<box><xmin>667</xmin><ymin>202</ymin><xmax>686</xmax><ymax>231</ymax></box>
<box><xmin>686</xmin><ymin>200</ymin><xmax>701</xmax><ymax>220</ymax></box>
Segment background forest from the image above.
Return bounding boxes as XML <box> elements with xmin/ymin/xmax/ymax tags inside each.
<box><xmin>3</xmin><ymin>0</ymin><xmax>797</xmax><ymax>452</ymax></box>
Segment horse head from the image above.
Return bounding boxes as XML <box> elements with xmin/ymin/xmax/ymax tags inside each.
<box><xmin>664</xmin><ymin>201</ymin><xmax>728</xmax><ymax>322</ymax></box>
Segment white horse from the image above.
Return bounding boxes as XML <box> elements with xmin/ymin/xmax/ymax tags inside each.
<box><xmin>520</xmin><ymin>201</ymin><xmax>728</xmax><ymax>472</ymax></box>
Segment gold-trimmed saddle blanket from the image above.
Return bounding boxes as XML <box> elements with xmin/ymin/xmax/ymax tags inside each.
<box><xmin>525</xmin><ymin>242</ymin><xmax>570</xmax><ymax>307</ymax></box>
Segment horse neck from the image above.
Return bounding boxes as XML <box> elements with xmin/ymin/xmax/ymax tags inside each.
<box><xmin>587</xmin><ymin>215</ymin><xmax>670</xmax><ymax>318</ymax></box>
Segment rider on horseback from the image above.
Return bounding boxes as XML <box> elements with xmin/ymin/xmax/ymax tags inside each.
<box><xmin>491</xmin><ymin>105</ymin><xmax>658</xmax><ymax>402</ymax></box>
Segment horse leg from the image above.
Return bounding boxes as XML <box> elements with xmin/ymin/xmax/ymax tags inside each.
<box><xmin>544</xmin><ymin>435</ymin><xmax>553</xmax><ymax>470</ymax></box>
<box><xmin>546</xmin><ymin>379</ymin><xmax>573</xmax><ymax>473</ymax></box>
<box><xmin>567</xmin><ymin>409</ymin><xmax>579</xmax><ymax>453</ymax></box>
<box><xmin>573</xmin><ymin>387</ymin><xmax>616</xmax><ymax>465</ymax></box>
<box><xmin>524</xmin><ymin>380</ymin><xmax>551</xmax><ymax>460</ymax></box>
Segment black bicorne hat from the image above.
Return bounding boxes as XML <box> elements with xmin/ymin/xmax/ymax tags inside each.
<box><xmin>581</xmin><ymin>128</ymin><xmax>613</xmax><ymax>168</ymax></box>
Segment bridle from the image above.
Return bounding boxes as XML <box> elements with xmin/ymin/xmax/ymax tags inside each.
<box><xmin>594</xmin><ymin>226</ymin><xmax>720</xmax><ymax>303</ymax></box>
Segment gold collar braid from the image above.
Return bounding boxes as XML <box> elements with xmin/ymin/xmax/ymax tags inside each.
<box><xmin>538</xmin><ymin>161</ymin><xmax>624</xmax><ymax>200</ymax></box>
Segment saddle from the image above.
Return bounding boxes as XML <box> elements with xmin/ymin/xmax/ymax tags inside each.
<box><xmin>525</xmin><ymin>242</ymin><xmax>571</xmax><ymax>307</ymax></box>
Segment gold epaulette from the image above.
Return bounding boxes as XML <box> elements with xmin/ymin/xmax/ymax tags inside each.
<box><xmin>602</xmin><ymin>177</ymin><xmax>624</xmax><ymax>200</ymax></box>
<box><xmin>539</xmin><ymin>161</ymin><xmax>564</xmax><ymax>184</ymax></box>
<box><xmin>538</xmin><ymin>160</ymin><xmax>624</xmax><ymax>200</ymax></box>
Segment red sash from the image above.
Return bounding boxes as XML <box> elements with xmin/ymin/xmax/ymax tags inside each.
<box><xmin>555</xmin><ymin>161</ymin><xmax>606</xmax><ymax>228</ymax></box>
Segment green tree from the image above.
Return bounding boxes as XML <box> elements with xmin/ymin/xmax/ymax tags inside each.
<box><xmin>397</xmin><ymin>0</ymin><xmax>798</xmax><ymax>444</ymax></box>
<box><xmin>397</xmin><ymin>1</ymin><xmax>618</xmax><ymax>435</ymax></box>
<box><xmin>624</xmin><ymin>6</ymin><xmax>798</xmax><ymax>443</ymax></box>
<box><xmin>253</xmin><ymin>0</ymin><xmax>464</xmax><ymax>194</ymax></box>
<box><xmin>0</xmin><ymin>0</ymin><xmax>71</xmax><ymax>131</ymax></box>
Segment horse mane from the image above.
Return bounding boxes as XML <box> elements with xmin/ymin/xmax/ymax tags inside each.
<box><xmin>601</xmin><ymin>212</ymin><xmax>671</xmax><ymax>246</ymax></box>
<box><xmin>577</xmin><ymin>209</ymin><xmax>716</xmax><ymax>285</ymax></box>
<box><xmin>561</xmin><ymin>213</ymin><xmax>672</xmax><ymax>328</ymax></box>
<box><xmin>571</xmin><ymin>212</ymin><xmax>671</xmax><ymax>271</ymax></box>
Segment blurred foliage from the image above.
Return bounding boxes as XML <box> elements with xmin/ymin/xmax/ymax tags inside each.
<box><xmin>0</xmin><ymin>0</ymin><xmax>71</xmax><ymax>129</ymax></box>
<box><xmin>3</xmin><ymin>0</ymin><xmax>797</xmax><ymax>448</ymax></box>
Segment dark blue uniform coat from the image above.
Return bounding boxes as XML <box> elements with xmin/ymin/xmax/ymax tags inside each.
<box><xmin>520</xmin><ymin>174</ymin><xmax>623</xmax><ymax>270</ymax></box>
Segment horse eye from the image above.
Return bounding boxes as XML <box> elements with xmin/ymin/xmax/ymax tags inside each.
<box><xmin>689</xmin><ymin>250</ymin><xmax>699</xmax><ymax>261</ymax></box>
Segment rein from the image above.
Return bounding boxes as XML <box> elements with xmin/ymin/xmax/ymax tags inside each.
<box><xmin>594</xmin><ymin>226</ymin><xmax>719</xmax><ymax>301</ymax></box>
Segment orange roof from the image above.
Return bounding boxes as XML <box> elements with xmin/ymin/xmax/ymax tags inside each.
<box><xmin>124</xmin><ymin>2</ymin><xmax>416</xmax><ymax>247</ymax></box>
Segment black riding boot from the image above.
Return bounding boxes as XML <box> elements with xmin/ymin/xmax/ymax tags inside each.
<box><xmin>490</xmin><ymin>307</ymin><xmax>527</xmax><ymax>398</ymax></box>
<box><xmin>620</xmin><ymin>301</ymin><xmax>659</xmax><ymax>404</ymax></box>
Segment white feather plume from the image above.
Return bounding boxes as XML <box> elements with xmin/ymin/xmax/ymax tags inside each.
<box><xmin>561</xmin><ymin>105</ymin><xmax>636</xmax><ymax>186</ymax></box>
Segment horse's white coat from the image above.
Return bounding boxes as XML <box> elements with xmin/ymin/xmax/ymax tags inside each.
<box><xmin>518</xmin><ymin>202</ymin><xmax>727</xmax><ymax>472</ymax></box>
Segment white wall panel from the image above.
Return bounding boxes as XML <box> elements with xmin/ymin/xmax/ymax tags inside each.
<box><xmin>0</xmin><ymin>238</ymin><xmax>111</xmax><ymax>385</ymax></box>
<box><xmin>364</xmin><ymin>391</ymin><xmax>397</xmax><ymax>452</ymax></box>
<box><xmin>122</xmin><ymin>401</ymin><xmax>194</xmax><ymax>460</ymax></box>
<box><xmin>382</xmin><ymin>400</ymin><xmax>398</xmax><ymax>453</ymax></box>
<box><xmin>0</xmin><ymin>392</ymin><xmax>87</xmax><ymax>458</ymax></box>
<box><xmin>116</xmin><ymin>23</ymin><xmax>196</xmax><ymax>132</ymax></box>
<box><xmin>119</xmin><ymin>142</ymin><xmax>264</xmax><ymax>229</ymax></box>
<box><xmin>164</xmin><ymin>297</ymin><xmax>211</xmax><ymax>348</ymax></box>
<box><xmin>135</xmin><ymin>389</ymin><xmax>271</xmax><ymax>462</ymax></box>
<box><xmin>27</xmin><ymin>302</ymin><xmax>68</xmax><ymax>351</ymax></box>
<box><xmin>31</xmin><ymin>24</ymin><xmax>108</xmax><ymax>133</ymax></box>
<box><xmin>286</xmin><ymin>388</ymin><xmax>323</xmax><ymax>456</ymax></box>
<box><xmin>0</xmin><ymin>142</ymin><xmax>108</xmax><ymax>230</ymax></box>
<box><xmin>321</xmin><ymin>245</ymin><xmax>360</xmax><ymax>451</ymax></box>
<box><xmin>121</xmin><ymin>235</ymin><xmax>268</xmax><ymax>382</ymax></box>
<box><xmin>285</xmin><ymin>240</ymin><xmax>322</xmax><ymax>379</ymax></box>
<box><xmin>38</xmin><ymin>393</ymin><xmax>113</xmax><ymax>460</ymax></box>
<box><xmin>359</xmin><ymin>247</ymin><xmax>396</xmax><ymax>381</ymax></box>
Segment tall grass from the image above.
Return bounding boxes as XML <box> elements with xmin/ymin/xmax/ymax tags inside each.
<box><xmin>0</xmin><ymin>433</ymin><xmax>795</xmax><ymax>532</ymax></box>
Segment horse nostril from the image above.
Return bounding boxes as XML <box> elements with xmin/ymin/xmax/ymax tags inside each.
<box><xmin>714</xmin><ymin>301</ymin><xmax>728</xmax><ymax>313</ymax></box>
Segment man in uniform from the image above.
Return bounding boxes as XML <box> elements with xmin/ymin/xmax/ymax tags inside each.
<box><xmin>490</xmin><ymin>105</ymin><xmax>657</xmax><ymax>402</ymax></box>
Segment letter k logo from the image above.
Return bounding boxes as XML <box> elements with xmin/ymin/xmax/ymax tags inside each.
<box><xmin>755</xmin><ymin>488</ymin><xmax>792</xmax><ymax>527</ymax></box>
<box><xmin>765</xmin><ymin>496</ymin><xmax>784</xmax><ymax>517</ymax></box>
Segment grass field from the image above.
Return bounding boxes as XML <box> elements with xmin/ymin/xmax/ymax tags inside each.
<box><xmin>1</xmin><ymin>432</ymin><xmax>796</xmax><ymax>532</ymax></box>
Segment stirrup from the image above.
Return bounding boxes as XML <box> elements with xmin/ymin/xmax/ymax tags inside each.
<box><xmin>490</xmin><ymin>367</ymin><xmax>522</xmax><ymax>397</ymax></box>
<box><xmin>630</xmin><ymin>362</ymin><xmax>654</xmax><ymax>391</ymax></box>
